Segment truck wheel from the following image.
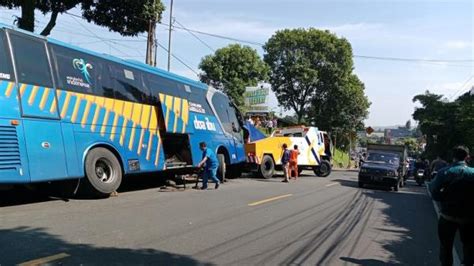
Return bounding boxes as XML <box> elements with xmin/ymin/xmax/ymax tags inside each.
<box><xmin>259</xmin><ymin>155</ymin><xmax>275</xmax><ymax>179</ymax></box>
<box><xmin>217</xmin><ymin>154</ymin><xmax>226</xmax><ymax>182</ymax></box>
<box><xmin>82</xmin><ymin>147</ymin><xmax>122</xmax><ymax>198</ymax></box>
<box><xmin>298</xmin><ymin>168</ymin><xmax>303</xmax><ymax>176</ymax></box>
<box><xmin>358</xmin><ymin>181</ymin><xmax>364</xmax><ymax>188</ymax></box>
<box><xmin>314</xmin><ymin>160</ymin><xmax>331</xmax><ymax>177</ymax></box>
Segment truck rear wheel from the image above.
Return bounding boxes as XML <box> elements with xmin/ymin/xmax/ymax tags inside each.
<box><xmin>217</xmin><ymin>154</ymin><xmax>226</xmax><ymax>182</ymax></box>
<box><xmin>259</xmin><ymin>155</ymin><xmax>275</xmax><ymax>179</ymax></box>
<box><xmin>314</xmin><ymin>160</ymin><xmax>331</xmax><ymax>177</ymax></box>
<box><xmin>82</xmin><ymin>147</ymin><xmax>122</xmax><ymax>198</ymax></box>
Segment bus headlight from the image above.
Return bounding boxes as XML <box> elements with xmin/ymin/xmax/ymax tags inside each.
<box><xmin>360</xmin><ymin>168</ymin><xmax>368</xmax><ymax>173</ymax></box>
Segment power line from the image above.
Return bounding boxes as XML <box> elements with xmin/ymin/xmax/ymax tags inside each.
<box><xmin>68</xmin><ymin>13</ymin><xmax>132</xmax><ymax>58</ymax></box>
<box><xmin>449</xmin><ymin>75</ymin><xmax>474</xmax><ymax>100</ymax></box>
<box><xmin>354</xmin><ymin>55</ymin><xmax>473</xmax><ymax>63</ymax></box>
<box><xmin>174</xmin><ymin>19</ymin><xmax>215</xmax><ymax>52</ymax></box>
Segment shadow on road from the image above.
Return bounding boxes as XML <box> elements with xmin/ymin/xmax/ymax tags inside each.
<box><xmin>0</xmin><ymin>174</ymin><xmax>169</xmax><ymax>208</ymax></box>
<box><xmin>0</xmin><ymin>226</ymin><xmax>212</xmax><ymax>265</ymax></box>
<box><xmin>334</xmin><ymin>178</ymin><xmax>439</xmax><ymax>265</ymax></box>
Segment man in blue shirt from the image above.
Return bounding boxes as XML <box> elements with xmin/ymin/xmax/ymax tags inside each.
<box><xmin>281</xmin><ymin>143</ymin><xmax>290</xmax><ymax>183</ymax></box>
<box><xmin>197</xmin><ymin>142</ymin><xmax>220</xmax><ymax>190</ymax></box>
<box><xmin>430</xmin><ymin>146</ymin><xmax>474</xmax><ymax>266</ymax></box>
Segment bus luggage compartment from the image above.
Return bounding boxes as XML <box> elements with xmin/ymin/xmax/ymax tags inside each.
<box><xmin>161</xmin><ymin>133</ymin><xmax>193</xmax><ymax>169</ymax></box>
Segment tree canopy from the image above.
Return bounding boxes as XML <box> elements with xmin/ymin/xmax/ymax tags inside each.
<box><xmin>0</xmin><ymin>0</ymin><xmax>164</xmax><ymax>36</ymax></box>
<box><xmin>198</xmin><ymin>44</ymin><xmax>269</xmax><ymax>107</ymax></box>
<box><xmin>263</xmin><ymin>28</ymin><xmax>370</xmax><ymax>145</ymax></box>
<box><xmin>412</xmin><ymin>91</ymin><xmax>473</xmax><ymax>160</ymax></box>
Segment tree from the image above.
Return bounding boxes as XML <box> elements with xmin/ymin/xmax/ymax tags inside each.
<box><xmin>412</xmin><ymin>91</ymin><xmax>474</xmax><ymax>160</ymax></box>
<box><xmin>405</xmin><ymin>120</ymin><xmax>412</xmax><ymax>130</ymax></box>
<box><xmin>199</xmin><ymin>44</ymin><xmax>269</xmax><ymax>107</ymax></box>
<box><xmin>263</xmin><ymin>28</ymin><xmax>369</xmax><ymax>129</ymax></box>
<box><xmin>0</xmin><ymin>0</ymin><xmax>164</xmax><ymax>36</ymax></box>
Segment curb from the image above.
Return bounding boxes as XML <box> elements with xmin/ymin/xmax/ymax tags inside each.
<box><xmin>425</xmin><ymin>181</ymin><xmax>461</xmax><ymax>266</ymax></box>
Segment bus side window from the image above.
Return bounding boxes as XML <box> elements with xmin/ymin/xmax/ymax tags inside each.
<box><xmin>9</xmin><ymin>33</ymin><xmax>53</xmax><ymax>88</ymax></box>
<box><xmin>110</xmin><ymin>64</ymin><xmax>148</xmax><ymax>103</ymax></box>
<box><xmin>50</xmin><ymin>44</ymin><xmax>102</xmax><ymax>95</ymax></box>
<box><xmin>0</xmin><ymin>30</ymin><xmax>14</xmax><ymax>81</ymax></box>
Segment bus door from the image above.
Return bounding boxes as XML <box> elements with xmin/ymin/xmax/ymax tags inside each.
<box><xmin>8</xmin><ymin>32</ymin><xmax>68</xmax><ymax>182</ymax></box>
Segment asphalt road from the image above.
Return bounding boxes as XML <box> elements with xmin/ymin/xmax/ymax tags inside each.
<box><xmin>0</xmin><ymin>170</ymin><xmax>440</xmax><ymax>265</ymax></box>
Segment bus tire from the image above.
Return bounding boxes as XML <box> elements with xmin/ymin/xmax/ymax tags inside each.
<box><xmin>314</xmin><ymin>160</ymin><xmax>331</xmax><ymax>177</ymax></box>
<box><xmin>83</xmin><ymin>147</ymin><xmax>123</xmax><ymax>197</ymax></box>
<box><xmin>217</xmin><ymin>154</ymin><xmax>226</xmax><ymax>182</ymax></box>
<box><xmin>259</xmin><ymin>155</ymin><xmax>275</xmax><ymax>179</ymax></box>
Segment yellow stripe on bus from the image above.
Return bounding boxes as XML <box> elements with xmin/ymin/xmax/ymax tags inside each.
<box><xmin>110</xmin><ymin>100</ymin><xmax>124</xmax><ymax>141</ymax></box>
<box><xmin>146</xmin><ymin>132</ymin><xmax>154</xmax><ymax>161</ymax></box>
<box><xmin>100</xmin><ymin>98</ymin><xmax>115</xmax><ymax>136</ymax></box>
<box><xmin>60</xmin><ymin>91</ymin><xmax>72</xmax><ymax>118</ymax></box>
<box><xmin>50</xmin><ymin>97</ymin><xmax>57</xmax><ymax>114</ymax></box>
<box><xmin>91</xmin><ymin>97</ymin><xmax>105</xmax><ymax>132</ymax></box>
<box><xmin>19</xmin><ymin>83</ymin><xmax>27</xmax><ymax>96</ymax></box>
<box><xmin>38</xmin><ymin>87</ymin><xmax>50</xmax><ymax>110</ymax></box>
<box><xmin>28</xmin><ymin>85</ymin><xmax>39</xmax><ymax>105</ymax></box>
<box><xmin>4</xmin><ymin>82</ymin><xmax>14</xmax><ymax>97</ymax></box>
<box><xmin>81</xmin><ymin>95</ymin><xmax>96</xmax><ymax>128</ymax></box>
<box><xmin>70</xmin><ymin>94</ymin><xmax>83</xmax><ymax>123</ymax></box>
<box><xmin>155</xmin><ymin>137</ymin><xmax>162</xmax><ymax>166</ymax></box>
<box><xmin>164</xmin><ymin>95</ymin><xmax>173</xmax><ymax>130</ymax></box>
<box><xmin>181</xmin><ymin>99</ymin><xmax>189</xmax><ymax>133</ymax></box>
<box><xmin>120</xmin><ymin>102</ymin><xmax>133</xmax><ymax>146</ymax></box>
<box><xmin>173</xmin><ymin>97</ymin><xmax>181</xmax><ymax>133</ymax></box>
<box><xmin>137</xmin><ymin>105</ymin><xmax>152</xmax><ymax>155</ymax></box>
<box><xmin>128</xmin><ymin>104</ymin><xmax>143</xmax><ymax>151</ymax></box>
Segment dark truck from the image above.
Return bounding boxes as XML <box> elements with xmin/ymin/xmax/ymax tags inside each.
<box><xmin>358</xmin><ymin>144</ymin><xmax>408</xmax><ymax>191</ymax></box>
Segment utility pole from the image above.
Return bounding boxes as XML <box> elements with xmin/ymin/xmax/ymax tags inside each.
<box><xmin>167</xmin><ymin>0</ymin><xmax>174</xmax><ymax>71</ymax></box>
<box><xmin>146</xmin><ymin>0</ymin><xmax>157</xmax><ymax>66</ymax></box>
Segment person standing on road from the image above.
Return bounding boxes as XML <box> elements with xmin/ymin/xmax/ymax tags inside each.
<box><xmin>430</xmin><ymin>146</ymin><xmax>474</xmax><ymax>266</ymax></box>
<box><xmin>281</xmin><ymin>143</ymin><xmax>291</xmax><ymax>183</ymax></box>
<box><xmin>267</xmin><ymin>119</ymin><xmax>274</xmax><ymax>135</ymax></box>
<box><xmin>197</xmin><ymin>142</ymin><xmax>220</xmax><ymax>190</ymax></box>
<box><xmin>289</xmin><ymin>145</ymin><xmax>300</xmax><ymax>179</ymax></box>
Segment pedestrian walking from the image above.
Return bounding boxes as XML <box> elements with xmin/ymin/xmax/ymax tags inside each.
<box><xmin>197</xmin><ymin>142</ymin><xmax>220</xmax><ymax>190</ymax></box>
<box><xmin>289</xmin><ymin>145</ymin><xmax>300</xmax><ymax>179</ymax></box>
<box><xmin>281</xmin><ymin>143</ymin><xmax>291</xmax><ymax>183</ymax></box>
<box><xmin>272</xmin><ymin>118</ymin><xmax>278</xmax><ymax>129</ymax></box>
<box><xmin>430</xmin><ymin>146</ymin><xmax>474</xmax><ymax>266</ymax></box>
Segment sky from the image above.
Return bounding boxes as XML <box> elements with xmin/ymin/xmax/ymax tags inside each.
<box><xmin>0</xmin><ymin>0</ymin><xmax>473</xmax><ymax>127</ymax></box>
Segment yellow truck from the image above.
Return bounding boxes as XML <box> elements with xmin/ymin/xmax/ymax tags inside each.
<box><xmin>245</xmin><ymin>126</ymin><xmax>332</xmax><ymax>178</ymax></box>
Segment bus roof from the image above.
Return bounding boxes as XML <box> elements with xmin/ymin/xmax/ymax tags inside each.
<box><xmin>0</xmin><ymin>23</ymin><xmax>208</xmax><ymax>90</ymax></box>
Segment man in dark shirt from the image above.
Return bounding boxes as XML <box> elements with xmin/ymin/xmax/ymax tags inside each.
<box><xmin>197</xmin><ymin>142</ymin><xmax>220</xmax><ymax>190</ymax></box>
<box><xmin>431</xmin><ymin>155</ymin><xmax>449</xmax><ymax>174</ymax></box>
<box><xmin>430</xmin><ymin>146</ymin><xmax>474</xmax><ymax>266</ymax></box>
<box><xmin>281</xmin><ymin>143</ymin><xmax>290</xmax><ymax>183</ymax></box>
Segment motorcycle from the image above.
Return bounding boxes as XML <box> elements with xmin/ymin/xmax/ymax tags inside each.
<box><xmin>415</xmin><ymin>169</ymin><xmax>425</xmax><ymax>186</ymax></box>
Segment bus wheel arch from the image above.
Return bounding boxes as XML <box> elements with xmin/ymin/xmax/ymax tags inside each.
<box><xmin>81</xmin><ymin>144</ymin><xmax>124</xmax><ymax>197</ymax></box>
<box><xmin>216</xmin><ymin>146</ymin><xmax>229</xmax><ymax>182</ymax></box>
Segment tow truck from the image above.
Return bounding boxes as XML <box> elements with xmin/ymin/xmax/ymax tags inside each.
<box><xmin>245</xmin><ymin>126</ymin><xmax>332</xmax><ymax>178</ymax></box>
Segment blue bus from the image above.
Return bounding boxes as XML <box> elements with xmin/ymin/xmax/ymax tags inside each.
<box><xmin>0</xmin><ymin>24</ymin><xmax>246</xmax><ymax>197</ymax></box>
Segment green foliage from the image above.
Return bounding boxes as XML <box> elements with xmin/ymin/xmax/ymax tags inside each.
<box><xmin>199</xmin><ymin>44</ymin><xmax>269</xmax><ymax>107</ymax></box>
<box><xmin>0</xmin><ymin>0</ymin><xmax>164</xmax><ymax>36</ymax></box>
<box><xmin>263</xmin><ymin>28</ymin><xmax>370</xmax><ymax>147</ymax></box>
<box><xmin>412</xmin><ymin>91</ymin><xmax>474</xmax><ymax>160</ymax></box>
<box><xmin>333</xmin><ymin>148</ymin><xmax>350</xmax><ymax>168</ymax></box>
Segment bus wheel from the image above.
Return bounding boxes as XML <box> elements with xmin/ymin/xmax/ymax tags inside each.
<box><xmin>314</xmin><ymin>160</ymin><xmax>331</xmax><ymax>177</ymax></box>
<box><xmin>217</xmin><ymin>154</ymin><xmax>226</xmax><ymax>182</ymax></box>
<box><xmin>259</xmin><ymin>155</ymin><xmax>275</xmax><ymax>179</ymax></box>
<box><xmin>83</xmin><ymin>148</ymin><xmax>122</xmax><ymax>197</ymax></box>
